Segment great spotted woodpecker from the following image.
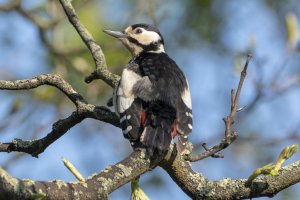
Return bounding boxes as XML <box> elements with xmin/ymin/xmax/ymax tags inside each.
<box><xmin>104</xmin><ymin>24</ymin><xmax>192</xmax><ymax>156</ymax></box>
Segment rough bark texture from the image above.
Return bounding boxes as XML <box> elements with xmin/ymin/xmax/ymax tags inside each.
<box><xmin>0</xmin><ymin>150</ymin><xmax>151</xmax><ymax>200</ymax></box>
<box><xmin>0</xmin><ymin>146</ymin><xmax>299</xmax><ymax>200</ymax></box>
<box><xmin>161</xmin><ymin>146</ymin><xmax>300</xmax><ymax>199</ymax></box>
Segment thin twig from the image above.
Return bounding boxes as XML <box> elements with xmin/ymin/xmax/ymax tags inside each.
<box><xmin>0</xmin><ymin>0</ymin><xmax>20</xmax><ymax>12</ymax></box>
<box><xmin>0</xmin><ymin>0</ymin><xmax>60</xmax><ymax>29</ymax></box>
<box><xmin>59</xmin><ymin>0</ymin><xmax>120</xmax><ymax>87</ymax></box>
<box><xmin>201</xmin><ymin>143</ymin><xmax>224</xmax><ymax>158</ymax></box>
<box><xmin>186</xmin><ymin>54</ymin><xmax>252</xmax><ymax>162</ymax></box>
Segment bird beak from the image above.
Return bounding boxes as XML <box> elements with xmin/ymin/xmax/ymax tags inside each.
<box><xmin>103</xmin><ymin>29</ymin><xmax>127</xmax><ymax>39</ymax></box>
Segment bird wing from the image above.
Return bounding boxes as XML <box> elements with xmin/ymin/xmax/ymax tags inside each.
<box><xmin>176</xmin><ymin>84</ymin><xmax>193</xmax><ymax>154</ymax></box>
<box><xmin>115</xmin><ymin>63</ymin><xmax>143</xmax><ymax>146</ymax></box>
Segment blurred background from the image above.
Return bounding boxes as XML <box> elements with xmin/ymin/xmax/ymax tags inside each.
<box><xmin>1</xmin><ymin>0</ymin><xmax>300</xmax><ymax>199</ymax></box>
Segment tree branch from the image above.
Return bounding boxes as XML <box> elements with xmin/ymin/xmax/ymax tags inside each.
<box><xmin>0</xmin><ymin>111</ymin><xmax>84</xmax><ymax>157</ymax></box>
<box><xmin>0</xmin><ymin>0</ymin><xmax>20</xmax><ymax>12</ymax></box>
<box><xmin>0</xmin><ymin>74</ymin><xmax>85</xmax><ymax>107</ymax></box>
<box><xmin>0</xmin><ymin>74</ymin><xmax>119</xmax><ymax>157</ymax></box>
<box><xmin>161</xmin><ymin>146</ymin><xmax>300</xmax><ymax>199</ymax></box>
<box><xmin>0</xmin><ymin>145</ymin><xmax>299</xmax><ymax>200</ymax></box>
<box><xmin>59</xmin><ymin>0</ymin><xmax>120</xmax><ymax>87</ymax></box>
<box><xmin>0</xmin><ymin>0</ymin><xmax>60</xmax><ymax>29</ymax></box>
<box><xmin>186</xmin><ymin>54</ymin><xmax>252</xmax><ymax>162</ymax></box>
<box><xmin>0</xmin><ymin>105</ymin><xmax>119</xmax><ymax>157</ymax></box>
<box><xmin>0</xmin><ymin>149</ymin><xmax>152</xmax><ymax>200</ymax></box>
<box><xmin>0</xmin><ymin>0</ymin><xmax>122</xmax><ymax>158</ymax></box>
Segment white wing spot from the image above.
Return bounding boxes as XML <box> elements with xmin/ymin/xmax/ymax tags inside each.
<box><xmin>183</xmin><ymin>135</ymin><xmax>188</xmax><ymax>139</ymax></box>
<box><xmin>120</xmin><ymin>115</ymin><xmax>126</xmax><ymax>123</ymax></box>
<box><xmin>127</xmin><ymin>115</ymin><xmax>131</xmax><ymax>120</ymax></box>
<box><xmin>188</xmin><ymin>124</ymin><xmax>192</xmax><ymax>130</ymax></box>
<box><xmin>182</xmin><ymin>142</ymin><xmax>186</xmax><ymax>146</ymax></box>
<box><xmin>185</xmin><ymin>112</ymin><xmax>193</xmax><ymax>118</ymax></box>
<box><xmin>176</xmin><ymin>127</ymin><xmax>184</xmax><ymax>135</ymax></box>
<box><xmin>123</xmin><ymin>126</ymin><xmax>132</xmax><ymax>134</ymax></box>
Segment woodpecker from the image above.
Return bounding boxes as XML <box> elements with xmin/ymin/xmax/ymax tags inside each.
<box><xmin>104</xmin><ymin>24</ymin><xmax>192</xmax><ymax>156</ymax></box>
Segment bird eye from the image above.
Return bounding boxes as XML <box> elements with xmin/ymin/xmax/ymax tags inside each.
<box><xmin>135</xmin><ymin>28</ymin><xmax>142</xmax><ymax>34</ymax></box>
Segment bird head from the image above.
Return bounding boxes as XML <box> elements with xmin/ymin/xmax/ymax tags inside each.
<box><xmin>103</xmin><ymin>23</ymin><xmax>165</xmax><ymax>57</ymax></box>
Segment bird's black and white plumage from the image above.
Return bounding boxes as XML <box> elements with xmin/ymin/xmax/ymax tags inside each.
<box><xmin>104</xmin><ymin>24</ymin><xmax>192</xmax><ymax>155</ymax></box>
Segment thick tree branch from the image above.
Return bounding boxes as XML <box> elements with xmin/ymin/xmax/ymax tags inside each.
<box><xmin>0</xmin><ymin>146</ymin><xmax>299</xmax><ymax>200</ymax></box>
<box><xmin>59</xmin><ymin>0</ymin><xmax>120</xmax><ymax>87</ymax></box>
<box><xmin>161</xmin><ymin>146</ymin><xmax>300</xmax><ymax>199</ymax></box>
<box><xmin>186</xmin><ymin>54</ymin><xmax>252</xmax><ymax>162</ymax></box>
<box><xmin>0</xmin><ymin>149</ymin><xmax>152</xmax><ymax>200</ymax></box>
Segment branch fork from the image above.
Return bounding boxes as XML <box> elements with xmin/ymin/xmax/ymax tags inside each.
<box><xmin>185</xmin><ymin>54</ymin><xmax>252</xmax><ymax>162</ymax></box>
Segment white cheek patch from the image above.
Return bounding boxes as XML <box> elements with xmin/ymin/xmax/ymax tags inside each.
<box><xmin>132</xmin><ymin>29</ymin><xmax>161</xmax><ymax>45</ymax></box>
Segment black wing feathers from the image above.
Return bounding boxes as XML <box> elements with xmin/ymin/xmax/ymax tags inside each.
<box><xmin>136</xmin><ymin>53</ymin><xmax>187</xmax><ymax>107</ymax></box>
<box><xmin>176</xmin><ymin>103</ymin><xmax>192</xmax><ymax>153</ymax></box>
<box><xmin>119</xmin><ymin>98</ymin><xmax>142</xmax><ymax>142</ymax></box>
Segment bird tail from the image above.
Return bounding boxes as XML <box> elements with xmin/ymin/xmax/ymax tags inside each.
<box><xmin>140</xmin><ymin>125</ymin><xmax>172</xmax><ymax>156</ymax></box>
<box><xmin>140</xmin><ymin>101</ymin><xmax>176</xmax><ymax>156</ymax></box>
